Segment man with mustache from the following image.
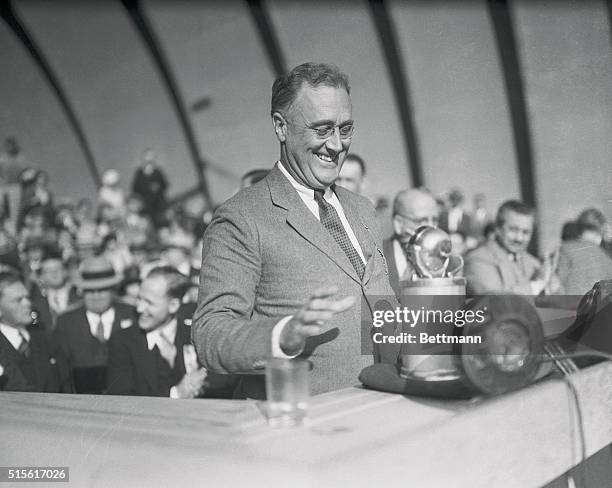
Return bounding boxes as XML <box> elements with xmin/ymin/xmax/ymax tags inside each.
<box><xmin>464</xmin><ymin>200</ymin><xmax>555</xmax><ymax>295</ymax></box>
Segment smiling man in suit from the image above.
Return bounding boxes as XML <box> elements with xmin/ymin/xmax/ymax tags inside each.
<box><xmin>193</xmin><ymin>62</ymin><xmax>396</xmax><ymax>399</ymax></box>
<box><xmin>464</xmin><ymin>200</ymin><xmax>558</xmax><ymax>295</ymax></box>
<box><xmin>107</xmin><ymin>266</ymin><xmax>211</xmax><ymax>398</ymax></box>
<box><xmin>54</xmin><ymin>256</ymin><xmax>136</xmax><ymax>393</ymax></box>
<box><xmin>0</xmin><ymin>270</ymin><xmax>70</xmax><ymax>392</ymax></box>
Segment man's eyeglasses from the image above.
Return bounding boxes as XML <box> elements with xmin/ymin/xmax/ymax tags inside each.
<box><xmin>309</xmin><ymin>122</ymin><xmax>355</xmax><ymax>140</ymax></box>
<box><xmin>395</xmin><ymin>213</ymin><xmax>439</xmax><ymax>229</ymax></box>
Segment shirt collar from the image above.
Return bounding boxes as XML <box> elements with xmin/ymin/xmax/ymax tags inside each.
<box><xmin>0</xmin><ymin>323</ymin><xmax>30</xmax><ymax>350</ymax></box>
<box><xmin>86</xmin><ymin>307</ymin><xmax>115</xmax><ymax>326</ymax></box>
<box><xmin>277</xmin><ymin>161</ymin><xmax>334</xmax><ymax>200</ymax></box>
<box><xmin>493</xmin><ymin>237</ymin><xmax>520</xmax><ymax>261</ymax></box>
<box><xmin>146</xmin><ymin>318</ymin><xmax>178</xmax><ymax>351</ymax></box>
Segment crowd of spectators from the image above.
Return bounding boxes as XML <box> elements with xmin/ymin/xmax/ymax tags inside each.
<box><xmin>0</xmin><ymin>140</ymin><xmax>210</xmax><ymax>395</ymax></box>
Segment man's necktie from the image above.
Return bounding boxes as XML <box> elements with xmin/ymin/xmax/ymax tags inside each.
<box><xmin>314</xmin><ymin>189</ymin><xmax>365</xmax><ymax>279</ymax></box>
<box><xmin>50</xmin><ymin>290</ymin><xmax>63</xmax><ymax>314</ymax></box>
<box><xmin>93</xmin><ymin>315</ymin><xmax>106</xmax><ymax>343</ymax></box>
<box><xmin>18</xmin><ymin>331</ymin><xmax>30</xmax><ymax>358</ymax></box>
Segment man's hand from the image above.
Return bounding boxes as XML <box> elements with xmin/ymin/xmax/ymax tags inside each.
<box><xmin>279</xmin><ymin>286</ymin><xmax>356</xmax><ymax>356</ymax></box>
<box><xmin>175</xmin><ymin>368</ymin><xmax>208</xmax><ymax>399</ymax></box>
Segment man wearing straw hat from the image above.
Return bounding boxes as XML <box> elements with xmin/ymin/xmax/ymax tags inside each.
<box><xmin>55</xmin><ymin>256</ymin><xmax>136</xmax><ymax>394</ymax></box>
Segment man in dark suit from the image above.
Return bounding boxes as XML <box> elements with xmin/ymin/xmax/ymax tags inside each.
<box><xmin>54</xmin><ymin>256</ymin><xmax>136</xmax><ymax>394</ymax></box>
<box><xmin>194</xmin><ymin>62</ymin><xmax>397</xmax><ymax>399</ymax></box>
<box><xmin>382</xmin><ymin>188</ymin><xmax>440</xmax><ymax>297</ymax></box>
<box><xmin>30</xmin><ymin>248</ymin><xmax>81</xmax><ymax>335</ymax></box>
<box><xmin>0</xmin><ymin>270</ymin><xmax>70</xmax><ymax>392</ymax></box>
<box><xmin>107</xmin><ymin>266</ymin><xmax>210</xmax><ymax>398</ymax></box>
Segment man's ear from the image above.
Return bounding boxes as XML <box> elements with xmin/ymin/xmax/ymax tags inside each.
<box><xmin>392</xmin><ymin>215</ymin><xmax>402</xmax><ymax>236</ymax></box>
<box><xmin>272</xmin><ymin>112</ymin><xmax>287</xmax><ymax>143</ymax></box>
<box><xmin>169</xmin><ymin>298</ymin><xmax>181</xmax><ymax>315</ymax></box>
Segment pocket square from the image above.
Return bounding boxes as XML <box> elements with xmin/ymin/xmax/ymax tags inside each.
<box><xmin>120</xmin><ymin>319</ymin><xmax>133</xmax><ymax>329</ymax></box>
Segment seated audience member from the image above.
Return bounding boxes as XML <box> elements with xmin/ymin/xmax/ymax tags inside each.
<box><xmin>0</xmin><ymin>271</ymin><xmax>70</xmax><ymax>392</ymax></box>
<box><xmin>336</xmin><ymin>153</ymin><xmax>366</xmax><ymax>195</ymax></box>
<box><xmin>18</xmin><ymin>169</ymin><xmax>55</xmax><ymax>232</ymax></box>
<box><xmin>469</xmin><ymin>193</ymin><xmax>491</xmax><ymax>244</ymax></box>
<box><xmin>382</xmin><ymin>188</ymin><xmax>440</xmax><ymax>296</ymax></box>
<box><xmin>464</xmin><ymin>200</ymin><xmax>559</xmax><ymax>295</ymax></box>
<box><xmin>100</xmin><ymin>232</ymin><xmax>133</xmax><ymax>275</ymax></box>
<box><xmin>0</xmin><ymin>227</ymin><xmax>21</xmax><ymax>272</ymax></box>
<box><xmin>483</xmin><ymin>222</ymin><xmax>496</xmax><ymax>242</ymax></box>
<box><xmin>556</xmin><ymin>221</ymin><xmax>612</xmax><ymax>295</ymax></box>
<box><xmin>30</xmin><ymin>248</ymin><xmax>81</xmax><ymax>334</ymax></box>
<box><xmin>561</xmin><ymin>220</ymin><xmax>581</xmax><ymax>241</ymax></box>
<box><xmin>158</xmin><ymin>229</ymin><xmax>194</xmax><ymax>276</ymax></box>
<box><xmin>55</xmin><ymin>256</ymin><xmax>136</xmax><ymax>394</ymax></box>
<box><xmin>440</xmin><ymin>188</ymin><xmax>473</xmax><ymax>247</ymax></box>
<box><xmin>577</xmin><ymin>207</ymin><xmax>612</xmax><ymax>259</ymax></box>
<box><xmin>107</xmin><ymin>266</ymin><xmax>221</xmax><ymax>398</ymax></box>
<box><xmin>118</xmin><ymin>266</ymin><xmax>141</xmax><ymax>307</ymax></box>
<box><xmin>98</xmin><ymin>169</ymin><xmax>126</xmax><ymax>218</ymax></box>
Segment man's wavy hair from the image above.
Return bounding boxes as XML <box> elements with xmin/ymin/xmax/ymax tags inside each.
<box><xmin>145</xmin><ymin>266</ymin><xmax>190</xmax><ymax>301</ymax></box>
<box><xmin>271</xmin><ymin>62</ymin><xmax>350</xmax><ymax>116</ymax></box>
<box><xmin>495</xmin><ymin>200</ymin><xmax>535</xmax><ymax>228</ymax></box>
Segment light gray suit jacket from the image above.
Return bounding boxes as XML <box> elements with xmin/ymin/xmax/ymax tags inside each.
<box><xmin>193</xmin><ymin>165</ymin><xmax>397</xmax><ymax>398</ymax></box>
<box><xmin>464</xmin><ymin>238</ymin><xmax>541</xmax><ymax>295</ymax></box>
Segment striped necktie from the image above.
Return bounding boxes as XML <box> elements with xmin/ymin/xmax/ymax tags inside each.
<box><xmin>314</xmin><ymin>189</ymin><xmax>365</xmax><ymax>279</ymax></box>
<box><xmin>18</xmin><ymin>331</ymin><xmax>30</xmax><ymax>358</ymax></box>
<box><xmin>93</xmin><ymin>315</ymin><xmax>106</xmax><ymax>343</ymax></box>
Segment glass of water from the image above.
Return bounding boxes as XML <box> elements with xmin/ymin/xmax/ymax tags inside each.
<box><xmin>265</xmin><ymin>358</ymin><xmax>311</xmax><ymax>427</ymax></box>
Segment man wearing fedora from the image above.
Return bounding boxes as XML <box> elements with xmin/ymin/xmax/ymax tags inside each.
<box><xmin>54</xmin><ymin>256</ymin><xmax>136</xmax><ymax>394</ymax></box>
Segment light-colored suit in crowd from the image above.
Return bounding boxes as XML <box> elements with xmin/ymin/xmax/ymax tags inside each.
<box><xmin>193</xmin><ymin>165</ymin><xmax>396</xmax><ymax>398</ymax></box>
<box><xmin>464</xmin><ymin>238</ymin><xmax>541</xmax><ymax>294</ymax></box>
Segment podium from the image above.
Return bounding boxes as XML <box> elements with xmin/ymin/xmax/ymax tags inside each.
<box><xmin>2</xmin><ymin>362</ymin><xmax>612</xmax><ymax>487</ymax></box>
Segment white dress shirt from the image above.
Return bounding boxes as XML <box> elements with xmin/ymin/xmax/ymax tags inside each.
<box><xmin>277</xmin><ymin>161</ymin><xmax>366</xmax><ymax>263</ymax></box>
<box><xmin>447</xmin><ymin>207</ymin><xmax>463</xmax><ymax>233</ymax></box>
<box><xmin>86</xmin><ymin>308</ymin><xmax>115</xmax><ymax>341</ymax></box>
<box><xmin>393</xmin><ymin>238</ymin><xmax>409</xmax><ymax>280</ymax></box>
<box><xmin>0</xmin><ymin>323</ymin><xmax>30</xmax><ymax>351</ymax></box>
<box><xmin>272</xmin><ymin>162</ymin><xmax>365</xmax><ymax>358</ymax></box>
<box><xmin>145</xmin><ymin>319</ymin><xmax>178</xmax><ymax>353</ymax></box>
<box><xmin>47</xmin><ymin>285</ymin><xmax>70</xmax><ymax>314</ymax></box>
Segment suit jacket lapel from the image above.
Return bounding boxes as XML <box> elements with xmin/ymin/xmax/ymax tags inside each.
<box><xmin>110</xmin><ymin>304</ymin><xmax>122</xmax><ymax>335</ymax></box>
<box><xmin>0</xmin><ymin>331</ymin><xmax>20</xmax><ymax>363</ymax></box>
<box><xmin>267</xmin><ymin>166</ymin><xmax>361</xmax><ymax>283</ymax></box>
<box><xmin>490</xmin><ymin>240</ymin><xmax>516</xmax><ymax>288</ymax></box>
<box><xmin>336</xmin><ymin>188</ymin><xmax>376</xmax><ymax>284</ymax></box>
<box><xmin>173</xmin><ymin>323</ymin><xmax>188</xmax><ymax>377</ymax></box>
<box><xmin>132</xmin><ymin>329</ymin><xmax>158</xmax><ymax>392</ymax></box>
